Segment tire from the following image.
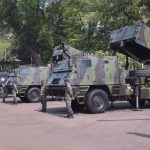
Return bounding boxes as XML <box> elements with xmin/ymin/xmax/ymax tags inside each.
<box><xmin>128</xmin><ymin>99</ymin><xmax>145</xmax><ymax>107</ymax></box>
<box><xmin>26</xmin><ymin>87</ymin><xmax>41</xmax><ymax>103</ymax></box>
<box><xmin>85</xmin><ymin>89</ymin><xmax>109</xmax><ymax>113</ymax></box>
<box><xmin>71</xmin><ymin>100</ymin><xmax>84</xmax><ymax>112</ymax></box>
<box><xmin>130</xmin><ymin>69</ymin><xmax>150</xmax><ymax>77</ymax></box>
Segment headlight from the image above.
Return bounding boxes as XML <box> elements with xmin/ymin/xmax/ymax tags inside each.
<box><xmin>1</xmin><ymin>78</ymin><xmax>5</xmax><ymax>82</ymax></box>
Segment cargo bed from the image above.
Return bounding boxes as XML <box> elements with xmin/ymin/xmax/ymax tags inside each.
<box><xmin>109</xmin><ymin>24</ymin><xmax>150</xmax><ymax>63</ymax></box>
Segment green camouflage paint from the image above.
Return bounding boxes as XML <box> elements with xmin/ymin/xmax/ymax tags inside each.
<box><xmin>46</xmin><ymin>44</ymin><xmax>132</xmax><ymax>105</ymax></box>
<box><xmin>109</xmin><ymin>23</ymin><xmax>150</xmax><ymax>63</ymax></box>
<box><xmin>5</xmin><ymin>65</ymin><xmax>51</xmax><ymax>102</ymax></box>
<box><xmin>45</xmin><ymin>24</ymin><xmax>150</xmax><ymax>113</ymax></box>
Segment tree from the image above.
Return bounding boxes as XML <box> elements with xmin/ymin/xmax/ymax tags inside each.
<box><xmin>0</xmin><ymin>0</ymin><xmax>149</xmax><ymax>66</ymax></box>
<box><xmin>0</xmin><ymin>0</ymin><xmax>55</xmax><ymax>65</ymax></box>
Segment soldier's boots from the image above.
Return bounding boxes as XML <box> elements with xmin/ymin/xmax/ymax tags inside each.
<box><xmin>41</xmin><ymin>108</ymin><xmax>46</xmax><ymax>112</ymax></box>
<box><xmin>65</xmin><ymin>113</ymin><xmax>74</xmax><ymax>119</ymax></box>
<box><xmin>13</xmin><ymin>101</ymin><xmax>17</xmax><ymax>105</ymax></box>
<box><xmin>2</xmin><ymin>98</ymin><xmax>5</xmax><ymax>103</ymax></box>
<box><xmin>42</xmin><ymin>103</ymin><xmax>47</xmax><ymax>112</ymax></box>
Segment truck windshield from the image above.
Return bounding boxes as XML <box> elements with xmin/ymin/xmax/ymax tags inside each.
<box><xmin>53</xmin><ymin>60</ymin><xmax>70</xmax><ymax>72</ymax></box>
<box><xmin>6</xmin><ymin>73</ymin><xmax>17</xmax><ymax>84</ymax></box>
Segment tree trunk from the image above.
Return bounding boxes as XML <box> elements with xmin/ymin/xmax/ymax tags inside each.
<box><xmin>29</xmin><ymin>44</ymin><xmax>42</xmax><ymax>66</ymax></box>
<box><xmin>32</xmin><ymin>53</ymin><xmax>42</xmax><ymax>66</ymax></box>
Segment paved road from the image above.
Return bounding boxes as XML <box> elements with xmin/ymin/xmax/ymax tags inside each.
<box><xmin>0</xmin><ymin>98</ymin><xmax>150</xmax><ymax>150</ymax></box>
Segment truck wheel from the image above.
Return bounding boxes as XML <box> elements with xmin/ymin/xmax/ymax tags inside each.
<box><xmin>128</xmin><ymin>99</ymin><xmax>145</xmax><ymax>107</ymax></box>
<box><xmin>85</xmin><ymin>89</ymin><xmax>109</xmax><ymax>113</ymax></box>
<box><xmin>26</xmin><ymin>87</ymin><xmax>41</xmax><ymax>103</ymax></box>
<box><xmin>71</xmin><ymin>100</ymin><xmax>84</xmax><ymax>112</ymax></box>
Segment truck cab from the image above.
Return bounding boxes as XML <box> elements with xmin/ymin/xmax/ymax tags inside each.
<box><xmin>46</xmin><ymin>44</ymin><xmax>133</xmax><ymax>113</ymax></box>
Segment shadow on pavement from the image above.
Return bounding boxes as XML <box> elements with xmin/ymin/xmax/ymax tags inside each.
<box><xmin>36</xmin><ymin>101</ymin><xmax>150</xmax><ymax>118</ymax></box>
<box><xmin>36</xmin><ymin>106</ymin><xmax>85</xmax><ymax>118</ymax></box>
<box><xmin>108</xmin><ymin>101</ymin><xmax>150</xmax><ymax>112</ymax></box>
<box><xmin>127</xmin><ymin>132</ymin><xmax>150</xmax><ymax>138</ymax></box>
<box><xmin>0</xmin><ymin>100</ymin><xmax>23</xmax><ymax>105</ymax></box>
<box><xmin>36</xmin><ymin>107</ymin><xmax>68</xmax><ymax>118</ymax></box>
<box><xmin>46</xmin><ymin>107</ymin><xmax>67</xmax><ymax>118</ymax></box>
<box><xmin>97</xmin><ymin>118</ymin><xmax>150</xmax><ymax>122</ymax></box>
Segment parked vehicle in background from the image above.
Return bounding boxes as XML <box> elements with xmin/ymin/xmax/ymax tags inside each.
<box><xmin>1</xmin><ymin>65</ymin><xmax>51</xmax><ymax>103</ymax></box>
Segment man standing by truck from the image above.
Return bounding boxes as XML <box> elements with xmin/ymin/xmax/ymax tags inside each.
<box><xmin>2</xmin><ymin>82</ymin><xmax>6</xmax><ymax>103</ymax></box>
<box><xmin>64</xmin><ymin>79</ymin><xmax>74</xmax><ymax>119</ymax></box>
<box><xmin>0</xmin><ymin>81</ymin><xmax>7</xmax><ymax>103</ymax></box>
<box><xmin>10</xmin><ymin>80</ymin><xmax>18</xmax><ymax>105</ymax></box>
<box><xmin>41</xmin><ymin>81</ymin><xmax>47</xmax><ymax>112</ymax></box>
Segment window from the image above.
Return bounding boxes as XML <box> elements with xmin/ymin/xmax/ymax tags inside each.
<box><xmin>52</xmin><ymin>79</ymin><xmax>60</xmax><ymax>84</ymax></box>
<box><xmin>20</xmin><ymin>68</ymin><xmax>31</xmax><ymax>75</ymax></box>
<box><xmin>79</xmin><ymin>59</ymin><xmax>91</xmax><ymax>68</ymax></box>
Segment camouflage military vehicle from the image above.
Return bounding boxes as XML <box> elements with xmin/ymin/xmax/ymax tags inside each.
<box><xmin>45</xmin><ymin>24</ymin><xmax>150</xmax><ymax>113</ymax></box>
<box><xmin>45</xmin><ymin>44</ymin><xmax>132</xmax><ymax>113</ymax></box>
<box><xmin>4</xmin><ymin>65</ymin><xmax>51</xmax><ymax>102</ymax></box>
<box><xmin>109</xmin><ymin>23</ymin><xmax>150</xmax><ymax>107</ymax></box>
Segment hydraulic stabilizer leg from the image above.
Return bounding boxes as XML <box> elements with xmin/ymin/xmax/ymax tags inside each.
<box><xmin>133</xmin><ymin>77</ymin><xmax>142</xmax><ymax>111</ymax></box>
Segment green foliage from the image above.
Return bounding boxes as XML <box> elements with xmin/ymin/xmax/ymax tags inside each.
<box><xmin>0</xmin><ymin>0</ymin><xmax>150</xmax><ymax>67</ymax></box>
<box><xmin>0</xmin><ymin>0</ymin><xmax>55</xmax><ymax>65</ymax></box>
<box><xmin>96</xmin><ymin>50</ymin><xmax>111</xmax><ymax>57</ymax></box>
<box><xmin>0</xmin><ymin>38</ymin><xmax>11</xmax><ymax>60</ymax></box>
<box><xmin>117</xmin><ymin>53</ymin><xmax>141</xmax><ymax>69</ymax></box>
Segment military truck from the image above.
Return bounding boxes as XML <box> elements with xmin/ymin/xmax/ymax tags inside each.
<box><xmin>45</xmin><ymin>24</ymin><xmax>150</xmax><ymax>113</ymax></box>
<box><xmin>3</xmin><ymin>65</ymin><xmax>51</xmax><ymax>103</ymax></box>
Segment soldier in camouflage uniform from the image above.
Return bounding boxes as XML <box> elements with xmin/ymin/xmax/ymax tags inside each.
<box><xmin>1</xmin><ymin>82</ymin><xmax>6</xmax><ymax>103</ymax></box>
<box><xmin>41</xmin><ymin>81</ymin><xmax>47</xmax><ymax>112</ymax></box>
<box><xmin>64</xmin><ymin>79</ymin><xmax>74</xmax><ymax>119</ymax></box>
<box><xmin>0</xmin><ymin>81</ymin><xmax>6</xmax><ymax>103</ymax></box>
<box><xmin>10</xmin><ymin>80</ymin><xmax>18</xmax><ymax>105</ymax></box>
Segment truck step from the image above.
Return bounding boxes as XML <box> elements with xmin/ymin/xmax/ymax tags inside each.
<box><xmin>112</xmin><ymin>85</ymin><xmax>120</xmax><ymax>95</ymax></box>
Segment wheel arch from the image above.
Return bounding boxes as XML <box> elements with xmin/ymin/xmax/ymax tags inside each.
<box><xmin>27</xmin><ymin>85</ymin><xmax>41</xmax><ymax>90</ymax></box>
<box><xmin>17</xmin><ymin>85</ymin><xmax>41</xmax><ymax>96</ymax></box>
<box><xmin>86</xmin><ymin>85</ymin><xmax>112</xmax><ymax>99</ymax></box>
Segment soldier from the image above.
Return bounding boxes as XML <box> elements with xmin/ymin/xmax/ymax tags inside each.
<box><xmin>0</xmin><ymin>77</ymin><xmax>7</xmax><ymax>103</ymax></box>
<box><xmin>41</xmin><ymin>81</ymin><xmax>47</xmax><ymax>112</ymax></box>
<box><xmin>64</xmin><ymin>78</ymin><xmax>74</xmax><ymax>119</ymax></box>
<box><xmin>1</xmin><ymin>82</ymin><xmax>6</xmax><ymax>103</ymax></box>
<box><xmin>10</xmin><ymin>80</ymin><xmax>18</xmax><ymax>105</ymax></box>
<box><xmin>0</xmin><ymin>81</ymin><xmax>4</xmax><ymax>103</ymax></box>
